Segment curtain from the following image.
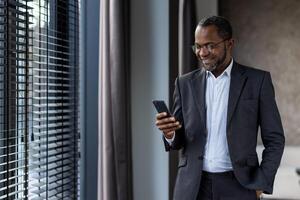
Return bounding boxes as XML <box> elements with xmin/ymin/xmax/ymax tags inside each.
<box><xmin>99</xmin><ymin>0</ymin><xmax>132</xmax><ymax>199</ymax></box>
<box><xmin>178</xmin><ymin>0</ymin><xmax>198</xmax><ymax>75</ymax></box>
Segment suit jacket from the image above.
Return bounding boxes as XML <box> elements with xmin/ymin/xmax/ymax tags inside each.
<box><xmin>164</xmin><ymin>62</ymin><xmax>285</xmax><ymax>200</ymax></box>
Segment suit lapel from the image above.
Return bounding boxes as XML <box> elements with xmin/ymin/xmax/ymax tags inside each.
<box><xmin>227</xmin><ymin>62</ymin><xmax>247</xmax><ymax>128</ymax></box>
<box><xmin>190</xmin><ymin>68</ymin><xmax>207</xmax><ymax>129</ymax></box>
<box><xmin>189</xmin><ymin>62</ymin><xmax>247</xmax><ymax>131</ymax></box>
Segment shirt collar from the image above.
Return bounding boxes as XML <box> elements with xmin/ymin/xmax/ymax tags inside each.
<box><xmin>206</xmin><ymin>58</ymin><xmax>233</xmax><ymax>78</ymax></box>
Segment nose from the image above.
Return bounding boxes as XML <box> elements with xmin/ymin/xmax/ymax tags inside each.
<box><xmin>198</xmin><ymin>47</ymin><xmax>209</xmax><ymax>58</ymax></box>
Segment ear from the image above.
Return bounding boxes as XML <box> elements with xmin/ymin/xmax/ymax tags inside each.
<box><xmin>227</xmin><ymin>38</ymin><xmax>234</xmax><ymax>49</ymax></box>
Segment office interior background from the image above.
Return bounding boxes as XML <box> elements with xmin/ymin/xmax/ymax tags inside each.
<box><xmin>0</xmin><ymin>0</ymin><xmax>299</xmax><ymax>199</ymax></box>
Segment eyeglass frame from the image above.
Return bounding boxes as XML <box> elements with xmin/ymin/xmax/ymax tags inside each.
<box><xmin>191</xmin><ymin>38</ymin><xmax>230</xmax><ymax>53</ymax></box>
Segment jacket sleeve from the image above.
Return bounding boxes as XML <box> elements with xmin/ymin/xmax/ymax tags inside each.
<box><xmin>163</xmin><ymin>77</ymin><xmax>186</xmax><ymax>151</ymax></box>
<box><xmin>259</xmin><ymin>72</ymin><xmax>285</xmax><ymax>193</ymax></box>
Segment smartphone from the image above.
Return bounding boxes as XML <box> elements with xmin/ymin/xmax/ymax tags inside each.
<box><xmin>152</xmin><ymin>100</ymin><xmax>171</xmax><ymax>116</ymax></box>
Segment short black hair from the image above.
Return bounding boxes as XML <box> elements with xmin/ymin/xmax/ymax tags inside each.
<box><xmin>198</xmin><ymin>16</ymin><xmax>233</xmax><ymax>40</ymax></box>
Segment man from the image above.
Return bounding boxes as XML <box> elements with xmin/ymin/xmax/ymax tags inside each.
<box><xmin>155</xmin><ymin>16</ymin><xmax>285</xmax><ymax>200</ymax></box>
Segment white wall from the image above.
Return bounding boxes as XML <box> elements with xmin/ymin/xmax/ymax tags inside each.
<box><xmin>130</xmin><ymin>0</ymin><xmax>169</xmax><ymax>200</ymax></box>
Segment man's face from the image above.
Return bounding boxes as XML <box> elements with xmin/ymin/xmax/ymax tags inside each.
<box><xmin>194</xmin><ymin>25</ymin><xmax>233</xmax><ymax>72</ymax></box>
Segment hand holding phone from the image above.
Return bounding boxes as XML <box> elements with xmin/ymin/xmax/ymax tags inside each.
<box><xmin>152</xmin><ymin>100</ymin><xmax>181</xmax><ymax>139</ymax></box>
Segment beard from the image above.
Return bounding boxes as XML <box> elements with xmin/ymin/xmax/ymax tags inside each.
<box><xmin>200</xmin><ymin>46</ymin><xmax>227</xmax><ymax>72</ymax></box>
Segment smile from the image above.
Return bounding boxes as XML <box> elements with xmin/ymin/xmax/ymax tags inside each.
<box><xmin>202</xmin><ymin>59</ymin><xmax>213</xmax><ymax>64</ymax></box>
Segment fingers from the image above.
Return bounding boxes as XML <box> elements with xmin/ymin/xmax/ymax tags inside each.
<box><xmin>162</xmin><ymin>124</ymin><xmax>182</xmax><ymax>133</ymax></box>
<box><xmin>256</xmin><ymin>190</ymin><xmax>263</xmax><ymax>198</ymax></box>
<box><xmin>155</xmin><ymin>112</ymin><xmax>182</xmax><ymax>134</ymax></box>
<box><xmin>156</xmin><ymin>112</ymin><xmax>169</xmax><ymax>120</ymax></box>
<box><xmin>157</xmin><ymin>121</ymin><xmax>180</xmax><ymax>130</ymax></box>
<box><xmin>156</xmin><ymin>115</ymin><xmax>175</xmax><ymax>125</ymax></box>
<box><xmin>156</xmin><ymin>120</ymin><xmax>182</xmax><ymax>134</ymax></box>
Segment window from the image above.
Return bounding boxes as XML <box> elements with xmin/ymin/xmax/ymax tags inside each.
<box><xmin>0</xmin><ymin>0</ymin><xmax>80</xmax><ymax>199</ymax></box>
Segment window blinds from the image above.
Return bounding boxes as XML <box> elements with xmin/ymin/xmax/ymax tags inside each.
<box><xmin>0</xmin><ymin>0</ymin><xmax>80</xmax><ymax>199</ymax></box>
<box><xmin>0</xmin><ymin>1</ymin><xmax>32</xmax><ymax>199</ymax></box>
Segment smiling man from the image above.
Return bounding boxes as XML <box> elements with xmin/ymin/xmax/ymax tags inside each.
<box><xmin>155</xmin><ymin>16</ymin><xmax>285</xmax><ymax>200</ymax></box>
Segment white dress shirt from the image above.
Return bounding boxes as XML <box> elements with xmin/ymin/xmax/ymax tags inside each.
<box><xmin>203</xmin><ymin>59</ymin><xmax>233</xmax><ymax>172</ymax></box>
<box><xmin>165</xmin><ymin>59</ymin><xmax>234</xmax><ymax>172</ymax></box>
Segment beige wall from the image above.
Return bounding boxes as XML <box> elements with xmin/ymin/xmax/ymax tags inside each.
<box><xmin>195</xmin><ymin>0</ymin><xmax>218</xmax><ymax>21</ymax></box>
<box><xmin>220</xmin><ymin>0</ymin><xmax>300</xmax><ymax>145</ymax></box>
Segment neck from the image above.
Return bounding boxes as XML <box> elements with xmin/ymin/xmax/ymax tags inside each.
<box><xmin>211</xmin><ymin>58</ymin><xmax>232</xmax><ymax>78</ymax></box>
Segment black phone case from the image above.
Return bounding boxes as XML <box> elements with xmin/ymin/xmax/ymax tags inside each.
<box><xmin>152</xmin><ymin>100</ymin><xmax>171</xmax><ymax>115</ymax></box>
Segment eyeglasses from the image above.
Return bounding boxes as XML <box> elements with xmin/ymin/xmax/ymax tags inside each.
<box><xmin>192</xmin><ymin>39</ymin><xmax>229</xmax><ymax>53</ymax></box>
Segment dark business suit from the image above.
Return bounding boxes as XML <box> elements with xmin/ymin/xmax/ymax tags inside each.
<box><xmin>164</xmin><ymin>62</ymin><xmax>285</xmax><ymax>200</ymax></box>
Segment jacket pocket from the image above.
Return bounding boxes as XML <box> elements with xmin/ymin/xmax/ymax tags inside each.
<box><xmin>178</xmin><ymin>156</ymin><xmax>187</xmax><ymax>168</ymax></box>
